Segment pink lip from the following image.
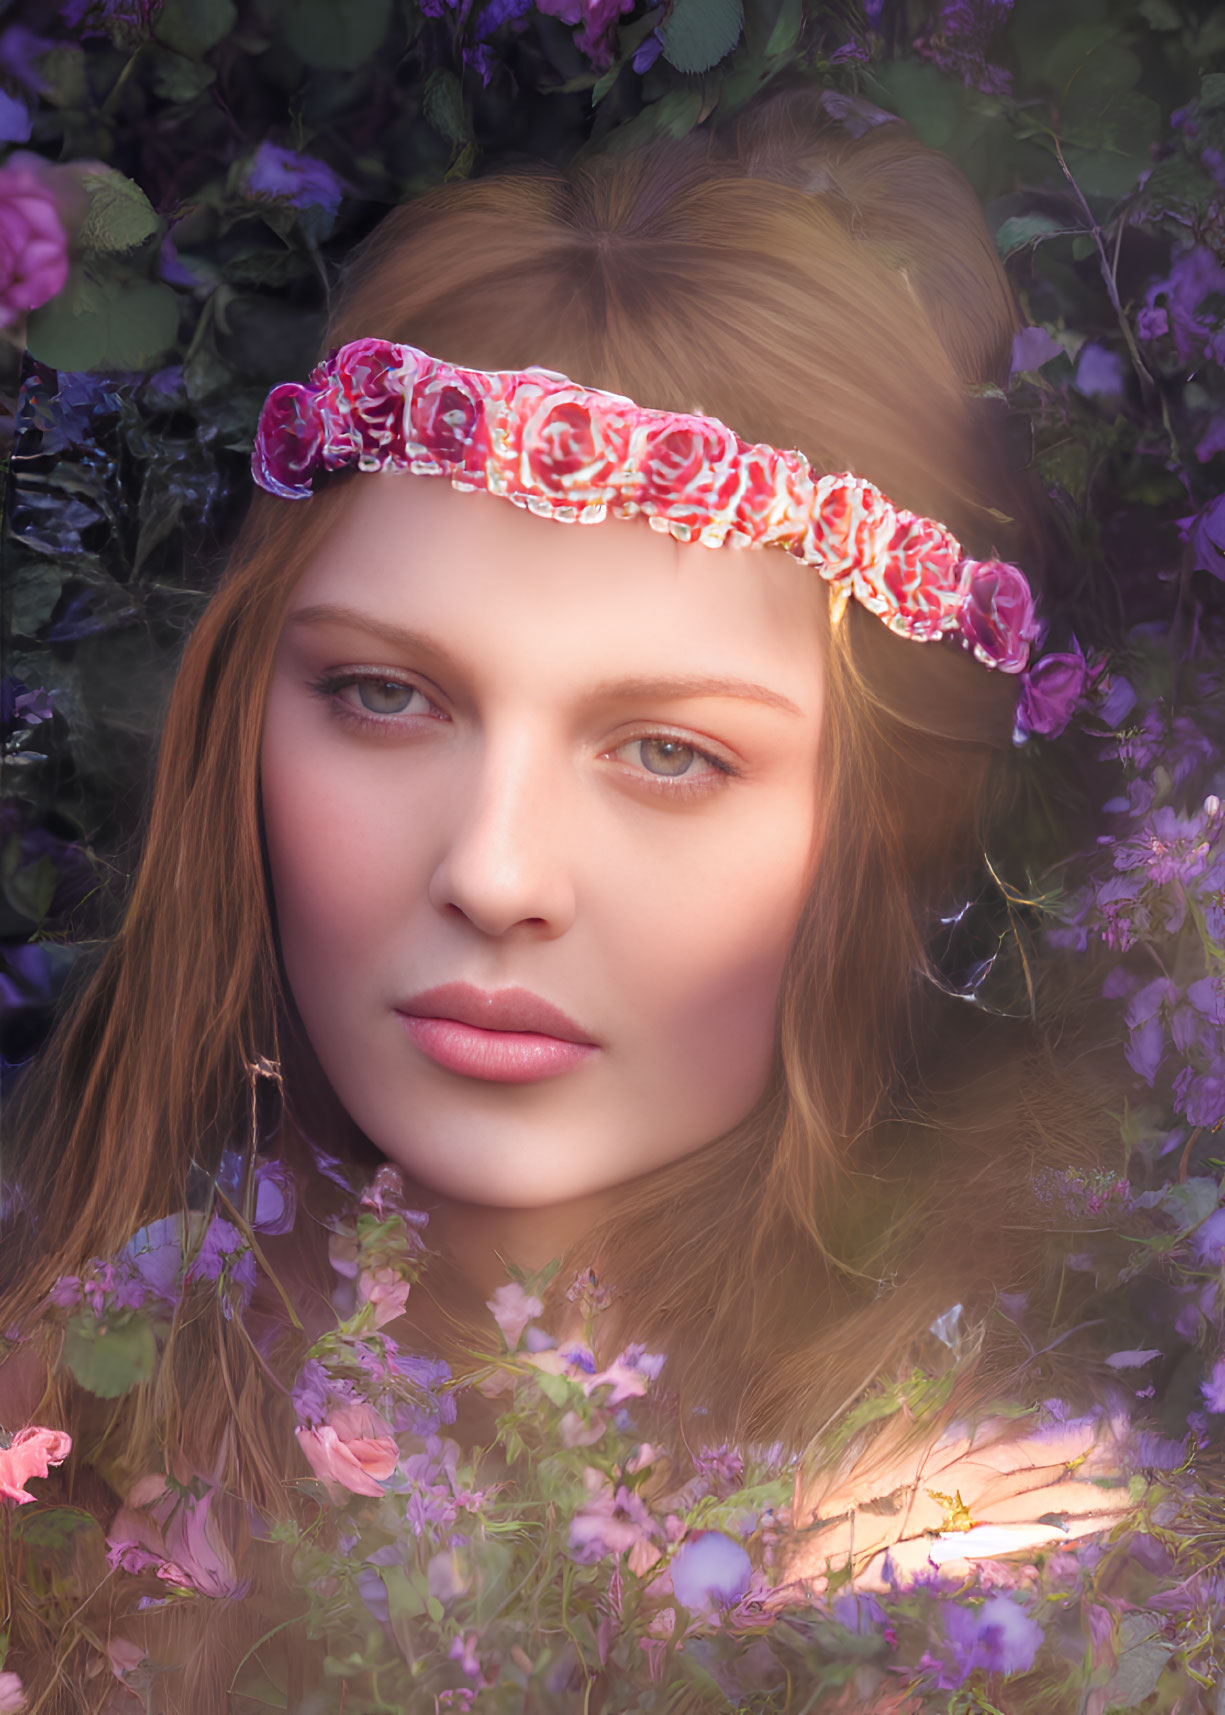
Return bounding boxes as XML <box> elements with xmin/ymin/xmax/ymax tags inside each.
<box><xmin>395</xmin><ymin>982</ymin><xmax>599</xmax><ymax>1084</ymax></box>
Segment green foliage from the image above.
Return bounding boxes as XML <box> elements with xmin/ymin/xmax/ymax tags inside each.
<box><xmin>152</xmin><ymin>0</ymin><xmax>239</xmax><ymax>58</ymax></box>
<box><xmin>61</xmin><ymin>1313</ymin><xmax>159</xmax><ymax>1398</ymax></box>
<box><xmin>658</xmin><ymin>0</ymin><xmax>744</xmax><ymax>74</ymax></box>
<box><xmin>26</xmin><ymin>267</ymin><xmax>179</xmax><ymax>372</ymax></box>
<box><xmin>77</xmin><ymin>168</ymin><xmax>161</xmax><ymax>254</ymax></box>
<box><xmin>279</xmin><ymin>0</ymin><xmax>393</xmax><ymax>69</ymax></box>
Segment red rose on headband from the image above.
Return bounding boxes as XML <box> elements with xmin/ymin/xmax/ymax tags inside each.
<box><xmin>956</xmin><ymin>559</ymin><xmax>1040</xmax><ymax>672</ymax></box>
<box><xmin>251</xmin><ymin>382</ymin><xmax>327</xmax><ymax>499</ymax></box>
<box><xmin>861</xmin><ymin>511</ymin><xmax>963</xmax><ymax>640</ymax></box>
<box><xmin>632</xmin><ymin>417</ymin><xmax>744</xmax><ymax>537</ymax></box>
<box><xmin>410</xmin><ymin>368</ymin><xmax>498</xmax><ymax>474</ymax></box>
<box><xmin>801</xmin><ymin>476</ymin><xmax>898</xmax><ymax>584</ymax></box>
<box><xmin>330</xmin><ymin>338</ymin><xmax>412</xmax><ymax>469</ymax></box>
<box><xmin>507</xmin><ymin>387</ymin><xmax>633</xmax><ymax>511</ymax></box>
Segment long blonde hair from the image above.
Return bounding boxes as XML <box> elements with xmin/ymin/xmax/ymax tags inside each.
<box><xmin>1</xmin><ymin>86</ymin><xmax>1121</xmax><ymax>1709</ymax></box>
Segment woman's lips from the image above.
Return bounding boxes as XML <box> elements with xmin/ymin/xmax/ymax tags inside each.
<box><xmin>395</xmin><ymin>982</ymin><xmax>599</xmax><ymax>1084</ymax></box>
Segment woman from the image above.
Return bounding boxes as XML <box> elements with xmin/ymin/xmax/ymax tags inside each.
<box><xmin>0</xmin><ymin>86</ymin><xmax>1132</xmax><ymax>1709</ymax></box>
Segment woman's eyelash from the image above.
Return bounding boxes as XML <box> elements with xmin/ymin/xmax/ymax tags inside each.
<box><xmin>307</xmin><ymin>672</ymin><xmax>738</xmax><ymax>797</ymax></box>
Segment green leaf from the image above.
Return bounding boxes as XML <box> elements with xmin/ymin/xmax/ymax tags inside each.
<box><xmin>62</xmin><ymin>1317</ymin><xmax>158</xmax><ymax>1398</ymax></box>
<box><xmin>764</xmin><ymin>0</ymin><xmax>803</xmax><ymax>60</ymax></box>
<box><xmin>659</xmin><ymin>0</ymin><xmax>743</xmax><ymax>74</ymax></box>
<box><xmin>26</xmin><ymin>268</ymin><xmax>180</xmax><ymax>373</ymax></box>
<box><xmin>149</xmin><ymin>47</ymin><xmax>217</xmax><ymax>101</ymax></box>
<box><xmin>10</xmin><ymin>563</ymin><xmax>67</xmax><ymax>639</ymax></box>
<box><xmin>532</xmin><ymin>1370</ymin><xmax>574</xmax><ymax>1407</ymax></box>
<box><xmin>1138</xmin><ymin>0</ymin><xmax>1180</xmax><ymax>26</ymax></box>
<box><xmin>869</xmin><ymin>60</ymin><xmax>962</xmax><ymax>150</ymax></box>
<box><xmin>153</xmin><ymin>0</ymin><xmax>238</xmax><ymax>58</ymax></box>
<box><xmin>994</xmin><ymin>212</ymin><xmax>1069</xmax><ymax>256</ymax></box>
<box><xmin>423</xmin><ymin>67</ymin><xmax>472</xmax><ymax>147</ymax></box>
<box><xmin>591</xmin><ymin>59</ymin><xmax>622</xmax><ymax>105</ymax></box>
<box><xmin>13</xmin><ymin>1507</ymin><xmax>102</xmax><ymax>1552</ymax></box>
<box><xmin>425</xmin><ymin>1595</ymin><xmax>444</xmax><ymax>1624</ymax></box>
<box><xmin>1201</xmin><ymin>72</ymin><xmax>1225</xmax><ymax>113</ymax></box>
<box><xmin>1</xmin><ymin>846</ymin><xmax>57</xmax><ymax>926</ymax></box>
<box><xmin>78</xmin><ymin>168</ymin><xmax>160</xmax><ymax>254</ymax></box>
<box><xmin>280</xmin><ymin>0</ymin><xmax>391</xmax><ymax>69</ymax></box>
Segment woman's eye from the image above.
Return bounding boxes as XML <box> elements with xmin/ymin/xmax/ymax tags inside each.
<box><xmin>348</xmin><ymin>679</ymin><xmax>424</xmax><ymax>716</ymax></box>
<box><xmin>614</xmin><ymin>735</ymin><xmax>732</xmax><ymax>788</ymax></box>
<box><xmin>310</xmin><ymin>672</ymin><xmax>441</xmax><ymax>728</ymax></box>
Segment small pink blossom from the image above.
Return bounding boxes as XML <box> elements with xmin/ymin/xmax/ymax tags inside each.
<box><xmin>585</xmin><ymin>1344</ymin><xmax>666</xmax><ymax>1406</ymax></box>
<box><xmin>0</xmin><ymin>155</ymin><xmax>70</xmax><ymax>325</ymax></box>
<box><xmin>570</xmin><ymin>1467</ymin><xmax>660</xmax><ymax>1565</ymax></box>
<box><xmin>358</xmin><ymin>1265</ymin><xmax>411</xmax><ymax>1327</ymax></box>
<box><xmin>0</xmin><ymin>1672</ymin><xmax>25</xmax><ymax>1713</ymax></box>
<box><xmin>0</xmin><ymin>1424</ymin><xmax>72</xmax><ymax>1504</ymax></box>
<box><xmin>486</xmin><ymin>1281</ymin><xmax>543</xmax><ymax>1349</ymax></box>
<box><xmin>295</xmin><ymin>1401</ymin><xmax>398</xmax><ymax>1500</ymax></box>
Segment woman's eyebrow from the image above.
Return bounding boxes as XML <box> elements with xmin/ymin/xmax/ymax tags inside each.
<box><xmin>287</xmin><ymin>602</ymin><xmax>804</xmax><ymax>715</ymax></box>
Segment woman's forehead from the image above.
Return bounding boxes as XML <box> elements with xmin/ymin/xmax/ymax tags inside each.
<box><xmin>286</xmin><ymin>469</ymin><xmax>827</xmax><ymax>695</ymax></box>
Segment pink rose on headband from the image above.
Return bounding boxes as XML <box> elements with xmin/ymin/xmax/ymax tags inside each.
<box><xmin>802</xmin><ymin>475</ymin><xmax>899</xmax><ymax>583</ymax></box>
<box><xmin>510</xmin><ymin>387</ymin><xmax>633</xmax><ymax>510</ymax></box>
<box><xmin>296</xmin><ymin>1401</ymin><xmax>398</xmax><ymax>1500</ymax></box>
<box><xmin>329</xmin><ymin>338</ymin><xmax>411</xmax><ymax>467</ymax></box>
<box><xmin>633</xmin><ymin>417</ymin><xmax>744</xmax><ymax>535</ymax></box>
<box><xmin>410</xmin><ymin>369</ymin><xmax>497</xmax><ymax>473</ymax></box>
<box><xmin>0</xmin><ymin>156</ymin><xmax>70</xmax><ymax>326</ymax></box>
<box><xmin>859</xmin><ymin>511</ymin><xmax>962</xmax><ymax>639</ymax></box>
<box><xmin>251</xmin><ymin>382</ymin><xmax>327</xmax><ymax>500</ymax></box>
<box><xmin>956</xmin><ymin>559</ymin><xmax>1040</xmax><ymax>672</ymax></box>
<box><xmin>0</xmin><ymin>1424</ymin><xmax>71</xmax><ymax>1503</ymax></box>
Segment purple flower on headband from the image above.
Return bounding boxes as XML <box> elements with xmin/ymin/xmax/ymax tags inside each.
<box><xmin>1015</xmin><ymin>637</ymin><xmax>1092</xmax><ymax>741</ymax></box>
<box><xmin>251</xmin><ymin>383</ymin><xmax>327</xmax><ymax>499</ymax></box>
<box><xmin>956</xmin><ymin>560</ymin><xmax>1040</xmax><ymax>673</ymax></box>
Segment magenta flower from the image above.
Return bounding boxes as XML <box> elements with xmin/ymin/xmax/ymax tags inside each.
<box><xmin>0</xmin><ymin>156</ymin><xmax>70</xmax><ymax>326</ymax></box>
<box><xmin>956</xmin><ymin>560</ymin><xmax>1041</xmax><ymax>673</ymax></box>
<box><xmin>107</xmin><ymin>1472</ymin><xmax>250</xmax><ymax>1597</ymax></box>
<box><xmin>533</xmin><ymin>0</ymin><xmax>635</xmax><ymax>69</ymax></box>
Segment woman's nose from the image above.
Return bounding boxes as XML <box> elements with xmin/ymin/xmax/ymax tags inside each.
<box><xmin>426</xmin><ymin>738</ymin><xmax>578</xmax><ymax>940</ymax></box>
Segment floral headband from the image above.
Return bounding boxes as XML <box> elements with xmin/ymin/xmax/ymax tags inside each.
<box><xmin>251</xmin><ymin>338</ymin><xmax>1074</xmax><ymax>735</ymax></box>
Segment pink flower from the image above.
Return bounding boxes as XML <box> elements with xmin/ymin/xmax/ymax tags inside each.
<box><xmin>956</xmin><ymin>558</ymin><xmax>1041</xmax><ymax>673</ymax></box>
<box><xmin>295</xmin><ymin>1400</ymin><xmax>398</xmax><ymax>1500</ymax></box>
<box><xmin>0</xmin><ymin>1424</ymin><xmax>72</xmax><ymax>1504</ymax></box>
<box><xmin>0</xmin><ymin>156</ymin><xmax>69</xmax><ymax>324</ymax></box>
<box><xmin>358</xmin><ymin>1265</ymin><xmax>411</xmax><ymax>1328</ymax></box>
<box><xmin>569</xmin><ymin>1467</ymin><xmax>661</xmax><ymax>1565</ymax></box>
<box><xmin>585</xmin><ymin>1344</ymin><xmax>666</xmax><ymax>1406</ymax></box>
<box><xmin>0</xmin><ymin>1671</ymin><xmax>25</xmax><ymax>1713</ymax></box>
<box><xmin>486</xmin><ymin>1281</ymin><xmax>543</xmax><ymax>1350</ymax></box>
<box><xmin>107</xmin><ymin>1472</ymin><xmax>248</xmax><ymax>1598</ymax></box>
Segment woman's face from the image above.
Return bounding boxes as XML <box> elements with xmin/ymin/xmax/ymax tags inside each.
<box><xmin>260</xmin><ymin>472</ymin><xmax>827</xmax><ymax>1209</ymax></box>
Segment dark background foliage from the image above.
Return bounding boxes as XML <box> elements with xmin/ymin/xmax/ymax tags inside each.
<box><xmin>2</xmin><ymin>0</ymin><xmax>1225</xmax><ymax>1090</ymax></box>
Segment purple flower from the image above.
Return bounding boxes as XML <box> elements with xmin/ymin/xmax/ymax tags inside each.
<box><xmin>669</xmin><ymin>1531</ymin><xmax>752</xmax><ymax>1611</ymax></box>
<box><xmin>1113</xmin><ymin>798</ymin><xmax>1223</xmax><ymax>886</ymax></box>
<box><xmin>1136</xmin><ymin>305</ymin><xmax>1169</xmax><ymax>341</ymax></box>
<box><xmin>1010</xmin><ymin>324</ymin><xmax>1062</xmax><ymax>375</ymax></box>
<box><xmin>534</xmin><ymin>0</ymin><xmax>635</xmax><ymax>69</ymax></box>
<box><xmin>0</xmin><ymin>91</ymin><xmax>31</xmax><ymax>143</ymax></box>
<box><xmin>1144</xmin><ymin>246</ymin><xmax>1225</xmax><ymax>368</ymax></box>
<box><xmin>1173</xmin><ymin>1066</ymin><xmax>1225</xmax><ymax>1129</ymax></box>
<box><xmin>1178</xmin><ymin>492</ymin><xmax>1225</xmax><ymax>580</ymax></box>
<box><xmin>920</xmin><ymin>0</ymin><xmax>1014</xmax><ymax>94</ymax></box>
<box><xmin>0</xmin><ymin>25</ymin><xmax>58</xmax><ymax>95</ymax></box>
<box><xmin>632</xmin><ymin>28</ymin><xmax>663</xmax><ymax>71</ymax></box>
<box><xmin>184</xmin><ymin>1217</ymin><xmax>256</xmax><ymax>1317</ymax></box>
<box><xmin>941</xmin><ymin>1593</ymin><xmax>1044</xmax><ymax>1686</ymax></box>
<box><xmin>246</xmin><ymin>142</ymin><xmax>345</xmax><ymax>219</ymax></box>
<box><xmin>1200</xmin><ymin>1356</ymin><xmax>1225</xmax><ymax>1414</ymax></box>
<box><xmin>1074</xmin><ymin>342</ymin><xmax>1126</xmax><ymax>401</ymax></box>
<box><xmin>1015</xmin><ymin>638</ymin><xmax>1090</xmax><ymax>740</ymax></box>
<box><xmin>1195</xmin><ymin>416</ymin><xmax>1225</xmax><ymax>462</ymax></box>
<box><xmin>1192</xmin><ymin>1207</ymin><xmax>1225</xmax><ymax>1267</ymax></box>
